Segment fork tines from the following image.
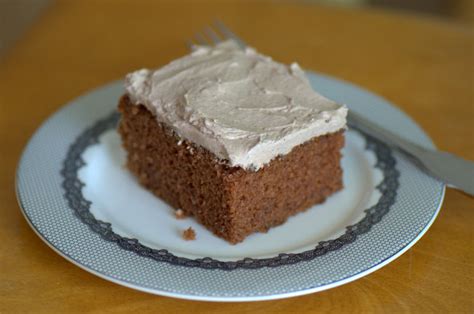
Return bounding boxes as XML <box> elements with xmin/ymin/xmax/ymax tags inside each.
<box><xmin>188</xmin><ymin>20</ymin><xmax>246</xmax><ymax>50</ymax></box>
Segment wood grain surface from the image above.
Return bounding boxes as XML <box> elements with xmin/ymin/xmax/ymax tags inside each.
<box><xmin>0</xmin><ymin>1</ymin><xmax>472</xmax><ymax>313</ymax></box>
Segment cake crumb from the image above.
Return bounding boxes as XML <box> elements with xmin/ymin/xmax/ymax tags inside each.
<box><xmin>175</xmin><ymin>209</ymin><xmax>186</xmax><ymax>219</ymax></box>
<box><xmin>186</xmin><ymin>145</ymin><xmax>195</xmax><ymax>155</ymax></box>
<box><xmin>131</xmin><ymin>106</ymin><xmax>140</xmax><ymax>115</ymax></box>
<box><xmin>182</xmin><ymin>227</ymin><xmax>196</xmax><ymax>241</ymax></box>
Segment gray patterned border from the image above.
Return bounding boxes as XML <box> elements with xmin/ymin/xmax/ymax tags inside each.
<box><xmin>61</xmin><ymin>111</ymin><xmax>399</xmax><ymax>270</ymax></box>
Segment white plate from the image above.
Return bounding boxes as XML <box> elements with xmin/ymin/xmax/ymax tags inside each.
<box><xmin>16</xmin><ymin>71</ymin><xmax>445</xmax><ymax>301</ymax></box>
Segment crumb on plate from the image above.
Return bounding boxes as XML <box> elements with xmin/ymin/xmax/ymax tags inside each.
<box><xmin>182</xmin><ymin>227</ymin><xmax>196</xmax><ymax>241</ymax></box>
<box><xmin>175</xmin><ymin>208</ymin><xmax>186</xmax><ymax>219</ymax></box>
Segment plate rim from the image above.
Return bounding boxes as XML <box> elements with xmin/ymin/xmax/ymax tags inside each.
<box><xmin>17</xmin><ymin>188</ymin><xmax>444</xmax><ymax>302</ymax></box>
<box><xmin>15</xmin><ymin>71</ymin><xmax>446</xmax><ymax>301</ymax></box>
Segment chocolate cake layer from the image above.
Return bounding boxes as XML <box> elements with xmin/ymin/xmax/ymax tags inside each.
<box><xmin>118</xmin><ymin>95</ymin><xmax>344</xmax><ymax>244</ymax></box>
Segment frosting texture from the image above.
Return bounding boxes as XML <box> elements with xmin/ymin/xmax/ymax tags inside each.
<box><xmin>125</xmin><ymin>41</ymin><xmax>347</xmax><ymax>170</ymax></box>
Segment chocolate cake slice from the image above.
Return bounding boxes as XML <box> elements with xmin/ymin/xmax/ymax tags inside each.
<box><xmin>118</xmin><ymin>40</ymin><xmax>347</xmax><ymax>244</ymax></box>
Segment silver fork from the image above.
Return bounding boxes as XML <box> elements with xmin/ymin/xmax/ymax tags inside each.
<box><xmin>189</xmin><ymin>21</ymin><xmax>474</xmax><ymax>196</ymax></box>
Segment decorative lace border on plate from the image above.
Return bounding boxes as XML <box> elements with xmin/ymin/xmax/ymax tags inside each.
<box><xmin>61</xmin><ymin>112</ymin><xmax>399</xmax><ymax>270</ymax></box>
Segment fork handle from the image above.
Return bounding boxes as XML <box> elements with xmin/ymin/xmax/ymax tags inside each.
<box><xmin>348</xmin><ymin>111</ymin><xmax>474</xmax><ymax>196</ymax></box>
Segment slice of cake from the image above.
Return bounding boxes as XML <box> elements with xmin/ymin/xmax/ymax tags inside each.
<box><xmin>118</xmin><ymin>40</ymin><xmax>347</xmax><ymax>244</ymax></box>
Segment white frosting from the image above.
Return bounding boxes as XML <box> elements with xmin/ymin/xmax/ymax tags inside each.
<box><xmin>125</xmin><ymin>40</ymin><xmax>347</xmax><ymax>170</ymax></box>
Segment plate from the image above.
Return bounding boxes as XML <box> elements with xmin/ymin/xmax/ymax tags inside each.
<box><xmin>16</xmin><ymin>71</ymin><xmax>445</xmax><ymax>301</ymax></box>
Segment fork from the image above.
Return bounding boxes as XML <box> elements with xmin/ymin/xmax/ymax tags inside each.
<box><xmin>188</xmin><ymin>21</ymin><xmax>474</xmax><ymax>196</ymax></box>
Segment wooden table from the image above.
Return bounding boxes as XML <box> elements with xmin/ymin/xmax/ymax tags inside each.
<box><xmin>1</xmin><ymin>1</ymin><xmax>472</xmax><ymax>312</ymax></box>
